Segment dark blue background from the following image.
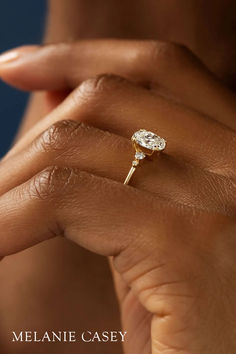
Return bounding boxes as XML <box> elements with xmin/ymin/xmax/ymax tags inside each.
<box><xmin>0</xmin><ymin>1</ymin><xmax>46</xmax><ymax>156</ymax></box>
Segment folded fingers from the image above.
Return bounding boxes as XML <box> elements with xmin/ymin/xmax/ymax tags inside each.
<box><xmin>7</xmin><ymin>74</ymin><xmax>236</xmax><ymax>178</ymax></box>
<box><xmin>1</xmin><ymin>40</ymin><xmax>236</xmax><ymax>129</ymax></box>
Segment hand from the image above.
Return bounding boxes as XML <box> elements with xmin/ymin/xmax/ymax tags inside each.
<box><xmin>0</xmin><ymin>40</ymin><xmax>236</xmax><ymax>353</ymax></box>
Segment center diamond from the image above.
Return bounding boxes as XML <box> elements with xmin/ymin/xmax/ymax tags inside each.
<box><xmin>132</xmin><ymin>129</ymin><xmax>166</xmax><ymax>151</ymax></box>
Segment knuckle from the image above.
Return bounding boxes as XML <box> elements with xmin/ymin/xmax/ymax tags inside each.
<box><xmin>36</xmin><ymin>120</ymin><xmax>83</xmax><ymax>153</ymax></box>
<box><xmin>145</xmin><ymin>40</ymin><xmax>191</xmax><ymax>71</ymax></box>
<box><xmin>29</xmin><ymin>165</ymin><xmax>75</xmax><ymax>201</ymax></box>
<box><xmin>73</xmin><ymin>74</ymin><xmax>127</xmax><ymax>103</ymax></box>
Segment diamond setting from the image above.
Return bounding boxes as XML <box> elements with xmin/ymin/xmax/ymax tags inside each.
<box><xmin>132</xmin><ymin>129</ymin><xmax>166</xmax><ymax>151</ymax></box>
<box><xmin>135</xmin><ymin>151</ymin><xmax>146</xmax><ymax>160</ymax></box>
<box><xmin>132</xmin><ymin>160</ymin><xmax>139</xmax><ymax>167</ymax></box>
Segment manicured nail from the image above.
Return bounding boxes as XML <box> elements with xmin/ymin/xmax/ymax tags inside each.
<box><xmin>0</xmin><ymin>51</ymin><xmax>20</xmax><ymax>64</ymax></box>
<box><xmin>0</xmin><ymin>46</ymin><xmax>40</xmax><ymax>67</ymax></box>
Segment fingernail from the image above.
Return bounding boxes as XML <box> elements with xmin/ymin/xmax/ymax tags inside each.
<box><xmin>0</xmin><ymin>46</ymin><xmax>39</xmax><ymax>66</ymax></box>
<box><xmin>0</xmin><ymin>51</ymin><xmax>20</xmax><ymax>64</ymax></box>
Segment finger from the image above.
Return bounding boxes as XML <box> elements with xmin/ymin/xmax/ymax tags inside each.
<box><xmin>1</xmin><ymin>121</ymin><xmax>234</xmax><ymax>215</ymax></box>
<box><xmin>0</xmin><ymin>41</ymin><xmax>236</xmax><ymax>129</ymax></box>
<box><xmin>0</xmin><ymin>166</ymin><xmax>160</xmax><ymax>258</ymax></box>
<box><xmin>6</xmin><ymin>75</ymin><xmax>236</xmax><ymax>178</ymax></box>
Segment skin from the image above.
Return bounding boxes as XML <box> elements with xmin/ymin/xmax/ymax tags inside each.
<box><xmin>0</xmin><ymin>1</ymin><xmax>236</xmax><ymax>354</ymax></box>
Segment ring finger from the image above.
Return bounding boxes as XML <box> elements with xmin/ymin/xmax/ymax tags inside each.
<box><xmin>0</xmin><ymin>120</ymin><xmax>233</xmax><ymax>214</ymax></box>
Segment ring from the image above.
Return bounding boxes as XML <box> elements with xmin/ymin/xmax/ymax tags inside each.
<box><xmin>124</xmin><ymin>129</ymin><xmax>166</xmax><ymax>185</ymax></box>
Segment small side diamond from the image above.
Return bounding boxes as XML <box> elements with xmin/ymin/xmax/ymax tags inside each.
<box><xmin>135</xmin><ymin>152</ymin><xmax>146</xmax><ymax>160</ymax></box>
<box><xmin>132</xmin><ymin>160</ymin><xmax>139</xmax><ymax>167</ymax></box>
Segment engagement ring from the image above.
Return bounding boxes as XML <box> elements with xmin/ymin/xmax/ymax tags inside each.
<box><xmin>124</xmin><ymin>129</ymin><xmax>166</xmax><ymax>185</ymax></box>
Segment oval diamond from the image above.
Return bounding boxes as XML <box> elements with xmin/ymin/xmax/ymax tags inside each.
<box><xmin>132</xmin><ymin>129</ymin><xmax>166</xmax><ymax>151</ymax></box>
